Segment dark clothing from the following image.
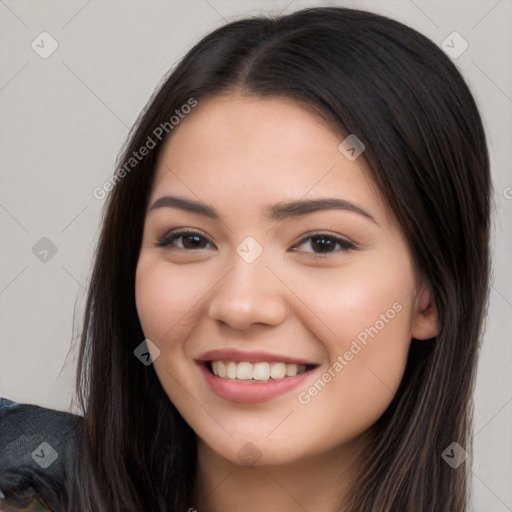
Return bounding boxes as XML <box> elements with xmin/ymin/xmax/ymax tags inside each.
<box><xmin>0</xmin><ymin>397</ymin><xmax>83</xmax><ymax>510</ymax></box>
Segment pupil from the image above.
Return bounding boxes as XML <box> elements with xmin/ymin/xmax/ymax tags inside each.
<box><xmin>183</xmin><ymin>235</ymin><xmax>205</xmax><ymax>249</ymax></box>
<box><xmin>312</xmin><ymin>237</ymin><xmax>335</xmax><ymax>252</ymax></box>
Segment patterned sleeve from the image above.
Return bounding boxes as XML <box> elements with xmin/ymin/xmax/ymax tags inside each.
<box><xmin>0</xmin><ymin>398</ymin><xmax>83</xmax><ymax>512</ymax></box>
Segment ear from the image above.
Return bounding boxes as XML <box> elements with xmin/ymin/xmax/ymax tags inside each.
<box><xmin>411</xmin><ymin>284</ymin><xmax>440</xmax><ymax>340</ymax></box>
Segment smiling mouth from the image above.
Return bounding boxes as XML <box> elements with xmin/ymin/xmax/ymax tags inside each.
<box><xmin>205</xmin><ymin>360</ymin><xmax>317</xmax><ymax>382</ymax></box>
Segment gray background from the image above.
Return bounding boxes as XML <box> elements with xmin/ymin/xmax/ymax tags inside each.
<box><xmin>0</xmin><ymin>1</ymin><xmax>510</xmax><ymax>510</ymax></box>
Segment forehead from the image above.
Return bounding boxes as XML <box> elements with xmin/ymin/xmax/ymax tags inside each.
<box><xmin>151</xmin><ymin>92</ymin><xmax>385</xmax><ymax>219</ymax></box>
<box><xmin>157</xmin><ymin>92</ymin><xmax>341</xmax><ymax>165</ymax></box>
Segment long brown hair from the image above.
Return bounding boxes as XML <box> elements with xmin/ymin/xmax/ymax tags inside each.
<box><xmin>73</xmin><ymin>7</ymin><xmax>491</xmax><ymax>511</ymax></box>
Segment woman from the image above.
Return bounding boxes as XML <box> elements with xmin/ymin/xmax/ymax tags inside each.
<box><xmin>0</xmin><ymin>6</ymin><xmax>491</xmax><ymax>512</ymax></box>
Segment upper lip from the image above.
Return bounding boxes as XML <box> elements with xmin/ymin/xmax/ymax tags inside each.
<box><xmin>196</xmin><ymin>348</ymin><xmax>317</xmax><ymax>366</ymax></box>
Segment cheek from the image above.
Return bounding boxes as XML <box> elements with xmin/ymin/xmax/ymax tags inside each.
<box><xmin>135</xmin><ymin>258</ymin><xmax>207</xmax><ymax>344</ymax></box>
<box><xmin>135</xmin><ymin>257</ymin><xmax>223</xmax><ymax>442</ymax></box>
<box><xmin>280</xmin><ymin>249</ymin><xmax>415</xmax><ymax>354</ymax></box>
<box><xmin>288</xmin><ymin>256</ymin><xmax>415</xmax><ymax>445</ymax></box>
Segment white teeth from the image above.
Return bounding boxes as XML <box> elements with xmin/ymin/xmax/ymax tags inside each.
<box><xmin>217</xmin><ymin>360</ymin><xmax>227</xmax><ymax>378</ymax></box>
<box><xmin>226</xmin><ymin>361</ymin><xmax>237</xmax><ymax>379</ymax></box>
<box><xmin>209</xmin><ymin>360</ymin><xmax>309</xmax><ymax>381</ymax></box>
<box><xmin>253</xmin><ymin>362</ymin><xmax>271</xmax><ymax>381</ymax></box>
<box><xmin>270</xmin><ymin>362</ymin><xmax>286</xmax><ymax>379</ymax></box>
<box><xmin>236</xmin><ymin>362</ymin><xmax>253</xmax><ymax>380</ymax></box>
<box><xmin>286</xmin><ymin>363</ymin><xmax>297</xmax><ymax>377</ymax></box>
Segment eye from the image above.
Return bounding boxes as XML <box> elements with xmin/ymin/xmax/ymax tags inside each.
<box><xmin>156</xmin><ymin>229</ymin><xmax>214</xmax><ymax>250</ymax></box>
<box><xmin>291</xmin><ymin>233</ymin><xmax>356</xmax><ymax>255</ymax></box>
<box><xmin>156</xmin><ymin>230</ymin><xmax>356</xmax><ymax>254</ymax></box>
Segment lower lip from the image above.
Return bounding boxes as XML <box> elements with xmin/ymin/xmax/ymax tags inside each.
<box><xmin>199</xmin><ymin>363</ymin><xmax>314</xmax><ymax>403</ymax></box>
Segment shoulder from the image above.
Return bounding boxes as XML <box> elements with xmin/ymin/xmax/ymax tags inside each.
<box><xmin>0</xmin><ymin>397</ymin><xmax>83</xmax><ymax>510</ymax></box>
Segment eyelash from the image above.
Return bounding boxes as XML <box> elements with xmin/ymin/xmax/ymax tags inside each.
<box><xmin>156</xmin><ymin>229</ymin><xmax>357</xmax><ymax>255</ymax></box>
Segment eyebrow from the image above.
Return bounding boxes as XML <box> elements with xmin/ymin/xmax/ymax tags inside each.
<box><xmin>149</xmin><ymin>195</ymin><xmax>377</xmax><ymax>224</ymax></box>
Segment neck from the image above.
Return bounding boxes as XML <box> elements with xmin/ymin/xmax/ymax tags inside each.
<box><xmin>193</xmin><ymin>433</ymin><xmax>371</xmax><ymax>512</ymax></box>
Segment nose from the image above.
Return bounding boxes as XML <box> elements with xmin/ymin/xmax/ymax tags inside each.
<box><xmin>207</xmin><ymin>258</ymin><xmax>289</xmax><ymax>330</ymax></box>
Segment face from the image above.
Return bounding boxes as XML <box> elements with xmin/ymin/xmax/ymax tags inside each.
<box><xmin>135</xmin><ymin>92</ymin><xmax>437</xmax><ymax>467</ymax></box>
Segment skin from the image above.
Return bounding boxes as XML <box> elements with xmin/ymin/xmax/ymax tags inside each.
<box><xmin>135</xmin><ymin>92</ymin><xmax>439</xmax><ymax>512</ymax></box>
